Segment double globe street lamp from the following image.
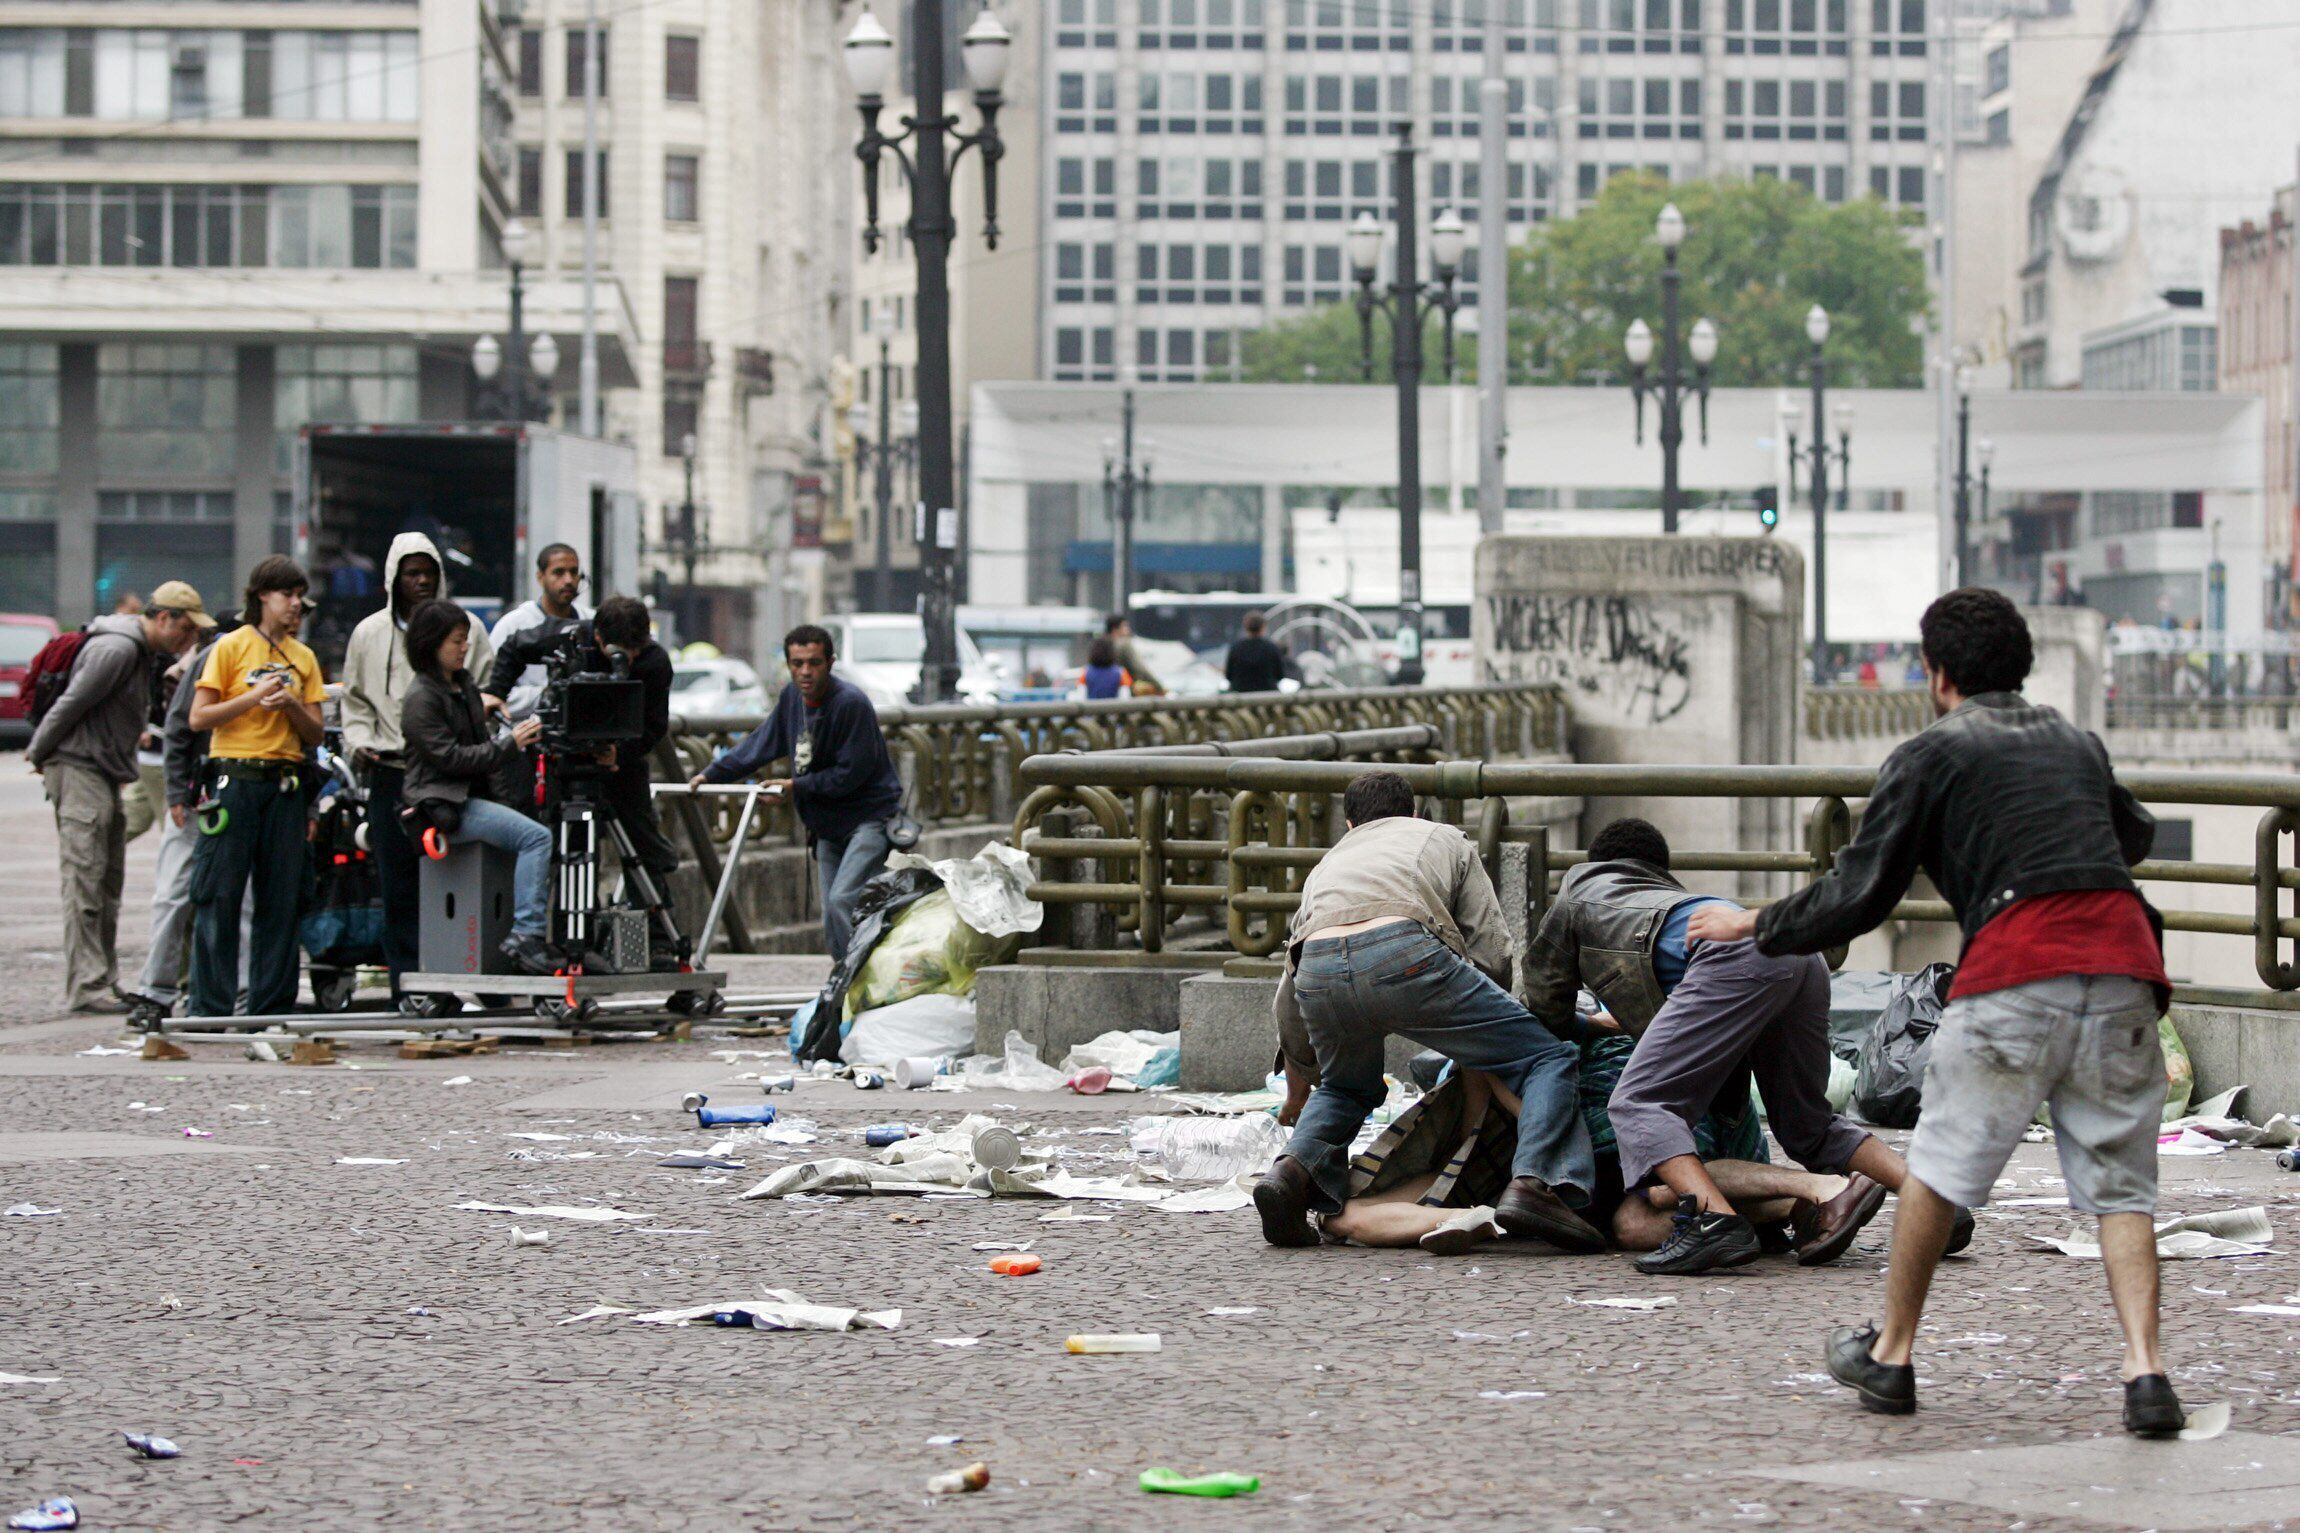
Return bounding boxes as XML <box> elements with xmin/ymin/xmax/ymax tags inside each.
<box><xmin>1345</xmin><ymin>122</ymin><xmax>1467</xmax><ymax>686</ymax></box>
<box><xmin>1622</xmin><ymin>204</ymin><xmax>1717</xmax><ymax>535</ymax></box>
<box><xmin>842</xmin><ymin>4</ymin><xmax>1010</xmax><ymax>701</ymax></box>
<box><xmin>471</xmin><ymin>219</ymin><xmax>559</xmax><ymax>422</ymax></box>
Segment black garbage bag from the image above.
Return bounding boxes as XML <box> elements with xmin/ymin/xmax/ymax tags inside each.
<box><xmin>794</xmin><ymin>865</ymin><xmax>943</xmax><ymax>1064</ymax></box>
<box><xmin>1852</xmin><ymin>962</ymin><xmax>1955</xmax><ymax>1129</ymax></box>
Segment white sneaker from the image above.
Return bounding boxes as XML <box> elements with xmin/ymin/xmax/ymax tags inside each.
<box><xmin>1419</xmin><ymin>1204</ymin><xmax>1504</xmax><ymax>1256</ymax></box>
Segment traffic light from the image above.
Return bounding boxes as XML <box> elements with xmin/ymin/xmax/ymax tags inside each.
<box><xmin>1756</xmin><ymin>484</ymin><xmax>1779</xmax><ymax>532</ymax></box>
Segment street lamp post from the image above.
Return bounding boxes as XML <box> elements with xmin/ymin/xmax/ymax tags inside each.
<box><xmin>847</xmin><ymin>383</ymin><xmax>918</xmax><ymax>614</ymax></box>
<box><xmin>676</xmin><ymin>432</ymin><xmax>702</xmax><ymax>636</ymax></box>
<box><xmin>844</xmin><ymin>5</ymin><xmax>1009</xmax><ymax>702</ymax></box>
<box><xmin>470</xmin><ymin>220</ymin><xmax>559</xmax><ymax>422</ymax></box>
<box><xmin>1784</xmin><ymin>305</ymin><xmax>1854</xmax><ymax>685</ymax></box>
<box><xmin>1102</xmin><ymin>386</ymin><xmax>1152</xmax><ymax>613</ymax></box>
<box><xmin>1623</xmin><ymin>204</ymin><xmax>1718</xmax><ymax>535</ymax></box>
<box><xmin>1346</xmin><ymin>122</ymin><xmax>1467</xmax><ymax>687</ymax></box>
<box><xmin>1952</xmin><ymin>365</ymin><xmax>1977</xmax><ymax>587</ymax></box>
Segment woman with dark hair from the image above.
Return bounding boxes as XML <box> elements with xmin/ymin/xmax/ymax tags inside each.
<box><xmin>1080</xmin><ymin>635</ymin><xmax>1128</xmax><ymax>700</ymax></box>
<box><xmin>398</xmin><ymin>598</ymin><xmax>558</xmax><ymax>975</ymax></box>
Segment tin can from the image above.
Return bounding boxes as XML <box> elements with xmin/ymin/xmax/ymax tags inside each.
<box><xmin>971</xmin><ymin>1124</ymin><xmax>1023</xmax><ymax>1171</ymax></box>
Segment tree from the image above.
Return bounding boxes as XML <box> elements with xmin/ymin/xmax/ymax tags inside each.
<box><xmin>1240</xmin><ymin>174</ymin><xmax>1927</xmax><ymax>389</ymax></box>
<box><xmin>1238</xmin><ymin>296</ymin><xmax>1476</xmax><ymax>384</ymax></box>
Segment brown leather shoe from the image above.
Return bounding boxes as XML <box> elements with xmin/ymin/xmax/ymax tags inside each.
<box><xmin>1251</xmin><ymin>1155</ymin><xmax>1321</xmax><ymax>1248</ymax></box>
<box><xmin>1494</xmin><ymin>1176</ymin><xmax>1607</xmax><ymax>1253</ymax></box>
<box><xmin>1793</xmin><ymin>1173</ymin><xmax>1889</xmax><ymax>1266</ymax></box>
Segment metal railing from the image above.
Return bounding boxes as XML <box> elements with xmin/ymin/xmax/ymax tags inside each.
<box><xmin>1804</xmin><ymin>686</ymin><xmax>1931</xmax><ymax>740</ymax></box>
<box><xmin>2104</xmin><ymin>696</ymin><xmax>2300</xmax><ymax>734</ymax></box>
<box><xmin>658</xmin><ymin>682</ymin><xmax>1566</xmax><ymax>844</ymax></box>
<box><xmin>1011</xmin><ymin>754</ymin><xmax>2300</xmax><ymax>1007</ymax></box>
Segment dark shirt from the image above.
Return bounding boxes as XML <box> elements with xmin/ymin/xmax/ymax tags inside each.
<box><xmin>699</xmin><ymin>675</ymin><xmax>902</xmax><ymax>843</ymax></box>
<box><xmin>1225</xmin><ymin>635</ymin><xmax>1288</xmax><ymax>694</ymax></box>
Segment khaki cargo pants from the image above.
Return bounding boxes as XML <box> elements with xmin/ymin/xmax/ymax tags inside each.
<box><xmin>46</xmin><ymin>760</ymin><xmax>126</xmax><ymax>1010</ymax></box>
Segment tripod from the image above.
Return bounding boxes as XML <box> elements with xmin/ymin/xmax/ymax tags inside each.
<box><xmin>532</xmin><ymin>749</ymin><xmax>689</xmax><ymax>972</ymax></box>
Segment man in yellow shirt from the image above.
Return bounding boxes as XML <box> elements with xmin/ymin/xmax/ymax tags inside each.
<box><xmin>186</xmin><ymin>556</ymin><xmax>326</xmax><ymax>1016</ymax></box>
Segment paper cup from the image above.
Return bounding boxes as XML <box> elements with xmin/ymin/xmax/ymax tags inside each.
<box><xmin>895</xmin><ymin>1056</ymin><xmax>944</xmax><ymax>1090</ymax></box>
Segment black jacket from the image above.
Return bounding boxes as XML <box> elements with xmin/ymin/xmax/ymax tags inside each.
<box><xmin>1756</xmin><ymin>692</ymin><xmax>2156</xmax><ymax>959</ymax></box>
<box><xmin>1523</xmin><ymin>859</ymin><xmax>1701</xmax><ymax>1038</ymax></box>
<box><xmin>1224</xmin><ymin>635</ymin><xmax>1288</xmax><ymax>695</ymax></box>
<box><xmin>401</xmin><ymin>670</ymin><xmax>517</xmax><ymax>808</ymax></box>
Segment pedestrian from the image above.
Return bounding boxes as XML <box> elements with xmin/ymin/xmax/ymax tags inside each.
<box><xmin>1103</xmin><ymin>613</ymin><xmax>1161</xmax><ymax>696</ymax></box>
<box><xmin>29</xmin><ymin>584</ymin><xmax>209</xmax><ymax>1012</ymax></box>
<box><xmin>399</xmin><ymin>599</ymin><xmax>557</xmax><ymax>976</ymax></box>
<box><xmin>1688</xmin><ymin>589</ymin><xmax>2182</xmax><ymax>1435</ymax></box>
<box><xmin>689</xmin><ymin>623</ymin><xmax>903</xmax><ymax>961</ymax></box>
<box><xmin>1524</xmin><ymin>817</ymin><xmax>1968</xmax><ymax>1275</ymax></box>
<box><xmin>1253</xmin><ymin>768</ymin><xmax>1602</xmax><ymax>1253</ymax></box>
<box><xmin>1224</xmin><ymin>610</ymin><xmax>1288</xmax><ymax>694</ymax></box>
<box><xmin>338</xmin><ymin>534</ymin><xmax>494</xmax><ymax>1000</ymax></box>
<box><xmin>1080</xmin><ymin>636</ymin><xmax>1128</xmax><ymax>700</ymax></box>
<box><xmin>186</xmin><ymin>557</ymin><xmax>326</xmax><ymax>1019</ymax></box>
<box><xmin>487</xmin><ymin>543</ymin><xmax>590</xmax><ymax>718</ymax></box>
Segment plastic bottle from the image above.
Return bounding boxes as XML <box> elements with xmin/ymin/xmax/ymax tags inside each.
<box><xmin>681</xmin><ymin>1092</ymin><xmax>777</xmax><ymax>1128</ymax></box>
<box><xmin>1066</xmin><ymin>1065</ymin><xmax>1115</xmax><ymax>1095</ymax></box>
<box><xmin>988</xmin><ymin>1253</ymin><xmax>1041</xmax><ymax>1276</ymax></box>
<box><xmin>1153</xmin><ymin>1114</ymin><xmax>1287</xmax><ymax>1182</ymax></box>
<box><xmin>864</xmin><ymin>1124</ymin><xmax>921</xmax><ymax>1147</ymax></box>
<box><xmin>1139</xmin><ymin>1468</ymin><xmax>1258</xmax><ymax>1498</ymax></box>
<box><xmin>1064</xmin><ymin>1333</ymin><xmax>1161</xmax><ymax>1354</ymax></box>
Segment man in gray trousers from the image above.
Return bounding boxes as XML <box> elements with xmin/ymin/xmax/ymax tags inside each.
<box><xmin>1525</xmin><ymin>817</ymin><xmax>1967</xmax><ymax>1275</ymax></box>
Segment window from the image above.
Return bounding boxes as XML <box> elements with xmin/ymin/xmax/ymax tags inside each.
<box><xmin>663</xmin><ymin>152</ymin><xmax>697</xmax><ymax>222</ymax></box>
<box><xmin>266</xmin><ymin>32</ymin><xmax>419</xmax><ymax>122</ymax></box>
<box><xmin>565</xmin><ymin>26</ymin><xmax>606</xmax><ymax>98</ymax></box>
<box><xmin>662</xmin><ymin>275</ymin><xmax>699</xmax><ymax>371</ymax></box>
<box><xmin>661</xmin><ymin>387</ymin><xmax>697</xmax><ymax>457</ymax></box>
<box><xmin>516</xmin><ymin>147</ymin><xmax>541</xmax><ymax>216</ymax></box>
<box><xmin>1984</xmin><ymin>42</ymin><xmax>2009</xmax><ymax>97</ymax></box>
<box><xmin>0</xmin><ymin>345</ymin><xmax>57</xmax><ymax>474</ymax></box>
<box><xmin>517</xmin><ymin>28</ymin><xmax>542</xmax><ymax>96</ymax></box>
<box><xmin>664</xmin><ymin>33</ymin><xmax>699</xmax><ymax>101</ymax></box>
<box><xmin>97</xmin><ymin>343</ymin><xmax>235</xmax><ymax>477</ymax></box>
<box><xmin>565</xmin><ymin>149</ymin><xmax>608</xmax><ymax>216</ymax></box>
<box><xmin>0</xmin><ymin>181</ymin><xmax>414</xmax><ymax>269</ymax></box>
<box><xmin>0</xmin><ymin>30</ymin><xmax>67</xmax><ymax>117</ymax></box>
<box><xmin>272</xmin><ymin>343</ymin><xmax>415</xmax><ymax>471</ymax></box>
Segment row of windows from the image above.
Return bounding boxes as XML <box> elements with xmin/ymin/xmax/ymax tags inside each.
<box><xmin>0</xmin><ymin>28</ymin><xmax>418</xmax><ymax>123</ymax></box>
<box><xmin>512</xmin><ymin>147</ymin><xmax>702</xmax><ymax>224</ymax></box>
<box><xmin>0</xmin><ymin>182</ymin><xmax>415</xmax><ymax>269</ymax></box>
<box><xmin>514</xmin><ymin>29</ymin><xmax>701</xmax><ymax>104</ymax></box>
<box><xmin>1052</xmin><ymin>325</ymin><xmax>1241</xmax><ymax>380</ymax></box>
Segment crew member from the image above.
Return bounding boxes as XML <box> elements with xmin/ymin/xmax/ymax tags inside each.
<box><xmin>338</xmin><ymin>534</ymin><xmax>494</xmax><ymax>998</ymax></box>
<box><xmin>690</xmin><ymin>624</ymin><xmax>901</xmax><ymax>961</ymax></box>
<box><xmin>487</xmin><ymin>543</ymin><xmax>589</xmax><ymax>718</ymax></box>
<box><xmin>187</xmin><ymin>557</ymin><xmax>325</xmax><ymax>1018</ymax></box>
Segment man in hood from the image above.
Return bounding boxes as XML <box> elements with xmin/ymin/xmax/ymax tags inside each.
<box><xmin>30</xmin><ymin>586</ymin><xmax>209</xmax><ymax>1011</ymax></box>
<box><xmin>339</xmin><ymin>533</ymin><xmax>494</xmax><ymax>997</ymax></box>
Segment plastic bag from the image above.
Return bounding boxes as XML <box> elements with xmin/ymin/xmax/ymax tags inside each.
<box><xmin>958</xmin><ymin>1030</ymin><xmax>1070</xmax><ymax>1091</ymax></box>
<box><xmin>886</xmin><ymin>841</ymin><xmax>1044</xmax><ymax>939</ymax></box>
<box><xmin>2159</xmin><ymin>1015</ymin><xmax>2194</xmax><ymax>1122</ymax></box>
<box><xmin>801</xmin><ymin>867</ymin><xmax>943</xmax><ymax>1063</ymax></box>
<box><xmin>1853</xmin><ymin>962</ymin><xmax>1953</xmax><ymax>1129</ymax></box>
<box><xmin>842</xmin><ymin>889</ymin><xmax>1023</xmax><ymax>1020</ymax></box>
<box><xmin>840</xmin><ymin>993</ymin><xmax>978</xmax><ymax>1067</ymax></box>
<box><xmin>1060</xmin><ymin>1029</ymin><xmax>1180</xmax><ymax>1080</ymax></box>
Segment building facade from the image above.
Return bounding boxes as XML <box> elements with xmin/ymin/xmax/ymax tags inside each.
<box><xmin>2219</xmin><ymin>191</ymin><xmax>2294</xmax><ymax>627</ymax></box>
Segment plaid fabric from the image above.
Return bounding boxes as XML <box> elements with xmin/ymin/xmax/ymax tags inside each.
<box><xmin>1345</xmin><ymin>1038</ymin><xmax>1770</xmax><ymax>1211</ymax></box>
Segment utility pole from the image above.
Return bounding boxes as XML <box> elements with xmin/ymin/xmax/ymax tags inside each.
<box><xmin>578</xmin><ymin>0</ymin><xmax>600</xmax><ymax>437</ymax></box>
<box><xmin>1102</xmin><ymin>386</ymin><xmax>1149</xmax><ymax>612</ymax></box>
<box><xmin>1931</xmin><ymin>0</ymin><xmax>1958</xmax><ymax>592</ymax></box>
<box><xmin>1474</xmin><ymin>4</ymin><xmax>1506</xmax><ymax>535</ymax></box>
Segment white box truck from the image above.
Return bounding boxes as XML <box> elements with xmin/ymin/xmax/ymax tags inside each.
<box><xmin>292</xmin><ymin>422</ymin><xmax>640</xmax><ymax>672</ymax></box>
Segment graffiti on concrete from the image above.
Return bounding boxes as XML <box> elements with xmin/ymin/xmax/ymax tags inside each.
<box><xmin>1484</xmin><ymin>592</ymin><xmax>1694</xmax><ymax>725</ymax></box>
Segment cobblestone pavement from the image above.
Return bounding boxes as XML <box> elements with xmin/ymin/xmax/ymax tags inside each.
<box><xmin>2</xmin><ymin>769</ymin><xmax>2299</xmax><ymax>1531</ymax></box>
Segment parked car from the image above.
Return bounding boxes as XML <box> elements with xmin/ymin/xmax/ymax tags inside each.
<box><xmin>667</xmin><ymin>657</ymin><xmax>769</xmax><ymax>718</ymax></box>
<box><xmin>0</xmin><ymin>612</ymin><xmax>59</xmax><ymax>746</ymax></box>
<box><xmin>819</xmin><ymin>613</ymin><xmax>1002</xmax><ymax>708</ymax></box>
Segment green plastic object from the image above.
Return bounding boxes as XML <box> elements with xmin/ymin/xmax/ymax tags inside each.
<box><xmin>1139</xmin><ymin>1468</ymin><xmax>1260</xmax><ymax>1498</ymax></box>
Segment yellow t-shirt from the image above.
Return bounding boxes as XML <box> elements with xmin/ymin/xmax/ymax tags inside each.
<box><xmin>198</xmin><ymin>625</ymin><xmax>325</xmax><ymax>763</ymax></box>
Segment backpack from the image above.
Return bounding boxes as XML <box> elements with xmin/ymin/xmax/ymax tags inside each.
<box><xmin>24</xmin><ymin>628</ymin><xmax>90</xmax><ymax>727</ymax></box>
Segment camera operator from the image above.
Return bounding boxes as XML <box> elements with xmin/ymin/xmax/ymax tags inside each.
<box><xmin>689</xmin><ymin>623</ymin><xmax>901</xmax><ymax>961</ymax></box>
<box><xmin>588</xmin><ymin>597</ymin><xmax>682</xmax><ymax>936</ymax></box>
<box><xmin>339</xmin><ymin>534</ymin><xmax>494</xmax><ymax>999</ymax></box>
<box><xmin>399</xmin><ymin>599</ymin><xmax>558</xmax><ymax>976</ymax></box>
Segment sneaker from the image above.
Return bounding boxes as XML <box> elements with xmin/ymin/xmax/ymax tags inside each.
<box><xmin>1944</xmin><ymin>1204</ymin><xmax>1977</xmax><ymax>1256</ymax></box>
<box><xmin>1419</xmin><ymin>1205</ymin><xmax>1505</xmax><ymax>1256</ymax></box>
<box><xmin>1494</xmin><ymin>1176</ymin><xmax>1608</xmax><ymax>1253</ymax></box>
<box><xmin>1827</xmin><ymin>1322</ymin><xmax>1917</xmax><ymax>1415</ymax></box>
<box><xmin>1634</xmin><ymin>1196</ymin><xmax>1762</xmax><ymax>1275</ymax></box>
<box><xmin>499</xmin><ymin>933</ymin><xmax>563</xmax><ymax>977</ymax></box>
<box><xmin>69</xmin><ymin>995</ymin><xmax>133</xmax><ymax>1016</ymax></box>
<box><xmin>2123</xmin><ymin>1374</ymin><xmax>2186</xmax><ymax>1438</ymax></box>
<box><xmin>1754</xmin><ymin>1217</ymin><xmax>1798</xmax><ymax>1256</ymax></box>
<box><xmin>1793</xmin><ymin>1173</ymin><xmax>1890</xmax><ymax>1266</ymax></box>
<box><xmin>1251</xmin><ymin>1156</ymin><xmax>1321</xmax><ymax>1249</ymax></box>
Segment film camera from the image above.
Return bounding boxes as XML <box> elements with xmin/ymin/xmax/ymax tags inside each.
<box><xmin>531</xmin><ymin>626</ymin><xmax>645</xmax><ymax>757</ymax></box>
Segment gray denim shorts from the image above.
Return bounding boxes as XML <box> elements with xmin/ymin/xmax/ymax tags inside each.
<box><xmin>1904</xmin><ymin>973</ymin><xmax>2164</xmax><ymax>1216</ymax></box>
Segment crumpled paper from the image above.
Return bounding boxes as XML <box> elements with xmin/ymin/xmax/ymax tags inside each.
<box><xmin>630</xmin><ymin>1288</ymin><xmax>901</xmax><ymax>1332</ymax></box>
<box><xmin>453</xmin><ymin>1201</ymin><xmax>651</xmax><ymax>1223</ymax></box>
<box><xmin>2030</xmin><ymin>1206</ymin><xmax>2273</xmax><ymax>1260</ymax></box>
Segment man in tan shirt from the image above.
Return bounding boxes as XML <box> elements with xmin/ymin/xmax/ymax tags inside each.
<box><xmin>1254</xmin><ymin>770</ymin><xmax>1601</xmax><ymax>1252</ymax></box>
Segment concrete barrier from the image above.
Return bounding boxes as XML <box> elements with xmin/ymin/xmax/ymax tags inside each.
<box><xmin>974</xmin><ymin>962</ymin><xmax>1208</xmax><ymax>1062</ymax></box>
<box><xmin>2169</xmin><ymin>1004</ymin><xmax>2300</xmax><ymax>1118</ymax></box>
<box><xmin>1177</xmin><ymin>972</ymin><xmax>1424</xmax><ymax>1094</ymax></box>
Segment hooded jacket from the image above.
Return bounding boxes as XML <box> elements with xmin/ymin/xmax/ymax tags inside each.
<box><xmin>339</xmin><ymin>533</ymin><xmax>494</xmax><ymax>764</ymax></box>
<box><xmin>27</xmin><ymin>613</ymin><xmax>154</xmax><ymax>785</ymax></box>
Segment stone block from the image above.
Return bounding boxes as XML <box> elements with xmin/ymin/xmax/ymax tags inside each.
<box><xmin>973</xmin><ymin>963</ymin><xmax>1202</xmax><ymax>1061</ymax></box>
<box><xmin>2167</xmin><ymin>1004</ymin><xmax>2300</xmax><ymax>1119</ymax></box>
<box><xmin>1177</xmin><ymin>972</ymin><xmax>1420</xmax><ymax>1094</ymax></box>
<box><xmin>2169</xmin><ymin>1004</ymin><xmax>2241</xmax><ymax>1105</ymax></box>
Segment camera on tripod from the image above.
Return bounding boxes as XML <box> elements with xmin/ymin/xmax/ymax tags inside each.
<box><xmin>531</xmin><ymin>626</ymin><xmax>645</xmax><ymax>758</ymax></box>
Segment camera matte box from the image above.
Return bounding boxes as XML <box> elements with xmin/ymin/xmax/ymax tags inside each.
<box><xmin>419</xmin><ymin>841</ymin><xmax>518</xmax><ymax>975</ymax></box>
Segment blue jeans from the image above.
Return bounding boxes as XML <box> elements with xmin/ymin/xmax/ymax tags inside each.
<box><xmin>817</xmin><ymin>819</ymin><xmax>892</xmax><ymax>962</ymax></box>
<box><xmin>450</xmin><ymin>798</ymin><xmax>552</xmax><ymax>937</ymax></box>
<box><xmin>1284</xmin><ymin>922</ymin><xmax>1595</xmax><ymax>1213</ymax></box>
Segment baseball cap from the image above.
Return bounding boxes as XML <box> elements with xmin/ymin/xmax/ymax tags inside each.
<box><xmin>148</xmin><ymin>580</ymin><xmax>218</xmax><ymax>628</ymax></box>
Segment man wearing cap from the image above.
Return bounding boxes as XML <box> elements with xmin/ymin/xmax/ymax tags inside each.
<box><xmin>29</xmin><ymin>582</ymin><xmax>209</xmax><ymax>1012</ymax></box>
